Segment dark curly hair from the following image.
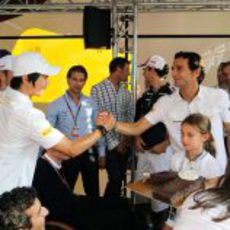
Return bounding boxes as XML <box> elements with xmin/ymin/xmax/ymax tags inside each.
<box><xmin>0</xmin><ymin>187</ymin><xmax>37</xmax><ymax>229</ymax></box>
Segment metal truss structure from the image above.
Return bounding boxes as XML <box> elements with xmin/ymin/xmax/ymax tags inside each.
<box><xmin>0</xmin><ymin>0</ymin><xmax>230</xmax><ymax>14</ymax></box>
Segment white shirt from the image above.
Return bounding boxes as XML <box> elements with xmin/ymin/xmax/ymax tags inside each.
<box><xmin>173</xmin><ymin>193</ymin><xmax>230</xmax><ymax>230</ymax></box>
<box><xmin>145</xmin><ymin>85</ymin><xmax>230</xmax><ymax>171</ymax></box>
<box><xmin>170</xmin><ymin>150</ymin><xmax>223</xmax><ymax>179</ymax></box>
<box><xmin>0</xmin><ymin>87</ymin><xmax>64</xmax><ymax>194</ymax></box>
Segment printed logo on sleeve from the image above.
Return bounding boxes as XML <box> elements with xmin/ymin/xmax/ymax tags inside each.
<box><xmin>40</xmin><ymin>126</ymin><xmax>53</xmax><ymax>137</ymax></box>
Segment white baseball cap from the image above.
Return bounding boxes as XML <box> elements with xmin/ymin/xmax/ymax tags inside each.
<box><xmin>0</xmin><ymin>55</ymin><xmax>14</xmax><ymax>71</ymax></box>
<box><xmin>138</xmin><ymin>55</ymin><xmax>166</xmax><ymax>70</ymax></box>
<box><xmin>12</xmin><ymin>52</ymin><xmax>60</xmax><ymax>77</ymax></box>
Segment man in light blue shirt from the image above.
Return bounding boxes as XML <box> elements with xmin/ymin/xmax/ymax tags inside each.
<box><xmin>46</xmin><ymin>65</ymin><xmax>105</xmax><ymax>196</ymax></box>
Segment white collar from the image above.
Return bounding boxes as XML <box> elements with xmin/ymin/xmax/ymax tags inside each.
<box><xmin>106</xmin><ymin>78</ymin><xmax>123</xmax><ymax>90</ymax></box>
<box><xmin>185</xmin><ymin>150</ymin><xmax>208</xmax><ymax>163</ymax></box>
<box><xmin>65</xmin><ymin>91</ymin><xmax>84</xmax><ymax>103</ymax></box>
<box><xmin>175</xmin><ymin>85</ymin><xmax>205</xmax><ymax>102</ymax></box>
<box><xmin>3</xmin><ymin>87</ymin><xmax>33</xmax><ymax>108</ymax></box>
<box><xmin>43</xmin><ymin>153</ymin><xmax>62</xmax><ymax>170</ymax></box>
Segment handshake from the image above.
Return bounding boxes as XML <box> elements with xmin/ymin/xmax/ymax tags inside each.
<box><xmin>96</xmin><ymin>111</ymin><xmax>117</xmax><ymax>132</ymax></box>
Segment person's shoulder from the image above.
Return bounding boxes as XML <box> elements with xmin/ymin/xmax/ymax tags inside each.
<box><xmin>29</xmin><ymin>107</ymin><xmax>46</xmax><ymax>120</ymax></box>
<box><xmin>201</xmin><ymin>86</ymin><xmax>229</xmax><ymax>107</ymax></box>
<box><xmin>159</xmin><ymin>83</ymin><xmax>175</xmax><ymax>95</ymax></box>
<box><xmin>92</xmin><ymin>79</ymin><xmax>107</xmax><ymax>89</ymax></box>
<box><xmin>137</xmin><ymin>89</ymin><xmax>153</xmax><ymax>101</ymax></box>
<box><xmin>201</xmin><ymin>85</ymin><xmax>227</xmax><ymax>97</ymax></box>
<box><xmin>156</xmin><ymin>89</ymin><xmax>176</xmax><ymax>105</ymax></box>
<box><xmin>81</xmin><ymin>93</ymin><xmax>89</xmax><ymax>100</ymax></box>
<box><xmin>47</xmin><ymin>95</ymin><xmax>65</xmax><ymax>108</ymax></box>
<box><xmin>172</xmin><ymin>151</ymin><xmax>185</xmax><ymax>161</ymax></box>
<box><xmin>204</xmin><ymin>151</ymin><xmax>218</xmax><ymax>161</ymax></box>
<box><xmin>215</xmin><ymin>87</ymin><xmax>229</xmax><ymax>98</ymax></box>
<box><xmin>81</xmin><ymin>94</ymin><xmax>95</xmax><ymax>105</ymax></box>
<box><xmin>202</xmin><ymin>151</ymin><xmax>220</xmax><ymax>166</ymax></box>
<box><xmin>12</xmin><ymin>107</ymin><xmax>45</xmax><ymax>128</ymax></box>
<box><xmin>163</xmin><ymin>86</ymin><xmax>177</xmax><ymax>98</ymax></box>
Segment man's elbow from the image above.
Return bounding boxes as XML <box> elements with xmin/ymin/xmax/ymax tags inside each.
<box><xmin>68</xmin><ymin>143</ymin><xmax>80</xmax><ymax>158</ymax></box>
<box><xmin>53</xmin><ymin>139</ymin><xmax>76</xmax><ymax>158</ymax></box>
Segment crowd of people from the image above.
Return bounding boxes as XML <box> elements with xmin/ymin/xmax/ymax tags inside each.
<box><xmin>0</xmin><ymin>48</ymin><xmax>229</xmax><ymax>230</ymax></box>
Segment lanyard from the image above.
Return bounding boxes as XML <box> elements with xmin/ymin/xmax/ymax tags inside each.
<box><xmin>64</xmin><ymin>94</ymin><xmax>81</xmax><ymax>127</ymax></box>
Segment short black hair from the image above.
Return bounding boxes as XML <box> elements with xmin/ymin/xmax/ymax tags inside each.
<box><xmin>174</xmin><ymin>51</ymin><xmax>205</xmax><ymax>84</ymax></box>
<box><xmin>67</xmin><ymin>65</ymin><xmax>88</xmax><ymax>80</ymax></box>
<box><xmin>10</xmin><ymin>72</ymin><xmax>40</xmax><ymax>90</ymax></box>
<box><xmin>0</xmin><ymin>49</ymin><xmax>11</xmax><ymax>58</ymax></box>
<box><xmin>109</xmin><ymin>57</ymin><xmax>130</xmax><ymax>74</ymax></box>
<box><xmin>0</xmin><ymin>187</ymin><xmax>37</xmax><ymax>229</ymax></box>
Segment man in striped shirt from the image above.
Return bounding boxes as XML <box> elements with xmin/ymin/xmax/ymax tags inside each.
<box><xmin>91</xmin><ymin>57</ymin><xmax>134</xmax><ymax>197</ymax></box>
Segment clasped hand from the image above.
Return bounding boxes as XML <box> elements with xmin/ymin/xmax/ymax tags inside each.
<box><xmin>96</xmin><ymin>111</ymin><xmax>116</xmax><ymax>131</ymax></box>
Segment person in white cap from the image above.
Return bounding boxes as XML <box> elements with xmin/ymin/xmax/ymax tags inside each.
<box><xmin>0</xmin><ymin>51</ymin><xmax>113</xmax><ymax>195</ymax></box>
<box><xmin>0</xmin><ymin>49</ymin><xmax>14</xmax><ymax>91</ymax></box>
<box><xmin>134</xmin><ymin>55</ymin><xmax>174</xmax><ymax>230</ymax></box>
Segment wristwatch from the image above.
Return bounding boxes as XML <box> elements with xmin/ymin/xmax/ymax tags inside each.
<box><xmin>96</xmin><ymin>125</ymin><xmax>108</xmax><ymax>136</ymax></box>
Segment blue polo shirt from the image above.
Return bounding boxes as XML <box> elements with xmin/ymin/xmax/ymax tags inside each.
<box><xmin>46</xmin><ymin>92</ymin><xmax>106</xmax><ymax>157</ymax></box>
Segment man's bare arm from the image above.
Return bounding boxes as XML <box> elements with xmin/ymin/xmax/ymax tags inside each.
<box><xmin>115</xmin><ymin>117</ymin><xmax>153</xmax><ymax>136</ymax></box>
<box><xmin>49</xmin><ymin>113</ymin><xmax>114</xmax><ymax>158</ymax></box>
<box><xmin>51</xmin><ymin>130</ymin><xmax>103</xmax><ymax>158</ymax></box>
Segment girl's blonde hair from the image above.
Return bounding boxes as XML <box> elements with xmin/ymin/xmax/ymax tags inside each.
<box><xmin>182</xmin><ymin>113</ymin><xmax>216</xmax><ymax>157</ymax></box>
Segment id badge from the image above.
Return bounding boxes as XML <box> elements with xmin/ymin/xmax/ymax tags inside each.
<box><xmin>71</xmin><ymin>126</ymin><xmax>79</xmax><ymax>138</ymax></box>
